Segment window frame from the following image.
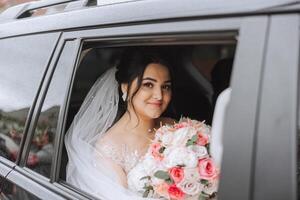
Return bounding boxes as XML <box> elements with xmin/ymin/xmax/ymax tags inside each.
<box><xmin>218</xmin><ymin>16</ymin><xmax>269</xmax><ymax>200</ymax></box>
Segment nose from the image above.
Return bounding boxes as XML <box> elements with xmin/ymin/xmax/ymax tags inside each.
<box><xmin>153</xmin><ymin>87</ymin><xmax>163</xmax><ymax>100</ymax></box>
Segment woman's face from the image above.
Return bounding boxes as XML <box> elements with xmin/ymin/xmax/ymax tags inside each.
<box><xmin>126</xmin><ymin>63</ymin><xmax>172</xmax><ymax>120</ymax></box>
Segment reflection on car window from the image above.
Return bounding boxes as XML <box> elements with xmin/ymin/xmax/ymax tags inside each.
<box><xmin>0</xmin><ymin>33</ymin><xmax>58</xmax><ymax>164</ymax></box>
<box><xmin>25</xmin><ymin>42</ymin><xmax>75</xmax><ymax>178</ymax></box>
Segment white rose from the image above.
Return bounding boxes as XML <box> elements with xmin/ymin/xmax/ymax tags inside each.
<box><xmin>164</xmin><ymin>147</ymin><xmax>198</xmax><ymax>168</ymax></box>
<box><xmin>154</xmin><ymin>126</ymin><xmax>170</xmax><ymax>141</ymax></box>
<box><xmin>172</xmin><ymin>127</ymin><xmax>195</xmax><ymax>146</ymax></box>
<box><xmin>161</xmin><ymin>132</ymin><xmax>173</xmax><ymax>146</ymax></box>
<box><xmin>127</xmin><ymin>163</ymin><xmax>149</xmax><ymax>193</ymax></box>
<box><xmin>184</xmin><ymin>167</ymin><xmax>200</xmax><ymax>182</ymax></box>
<box><xmin>187</xmin><ymin>145</ymin><xmax>208</xmax><ymax>159</ymax></box>
<box><xmin>203</xmin><ymin>179</ymin><xmax>219</xmax><ymax>195</ymax></box>
<box><xmin>178</xmin><ymin>179</ymin><xmax>203</xmax><ymax>196</ymax></box>
<box><xmin>142</xmin><ymin>156</ymin><xmax>157</xmax><ymax>175</ymax></box>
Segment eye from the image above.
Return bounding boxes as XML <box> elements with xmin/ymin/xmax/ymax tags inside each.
<box><xmin>142</xmin><ymin>82</ymin><xmax>154</xmax><ymax>88</ymax></box>
<box><xmin>162</xmin><ymin>84</ymin><xmax>171</xmax><ymax>91</ymax></box>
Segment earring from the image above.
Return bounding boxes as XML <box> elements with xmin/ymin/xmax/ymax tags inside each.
<box><xmin>122</xmin><ymin>92</ymin><xmax>127</xmax><ymax>101</ymax></box>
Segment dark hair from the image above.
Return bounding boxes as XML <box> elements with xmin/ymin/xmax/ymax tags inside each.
<box><xmin>114</xmin><ymin>47</ymin><xmax>174</xmax><ymax>122</ymax></box>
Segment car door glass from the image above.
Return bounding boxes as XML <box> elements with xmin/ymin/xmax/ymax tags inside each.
<box><xmin>0</xmin><ymin>178</ymin><xmax>41</xmax><ymax>200</ymax></box>
<box><xmin>25</xmin><ymin>42</ymin><xmax>75</xmax><ymax>178</ymax></box>
<box><xmin>0</xmin><ymin>33</ymin><xmax>59</xmax><ymax>163</ymax></box>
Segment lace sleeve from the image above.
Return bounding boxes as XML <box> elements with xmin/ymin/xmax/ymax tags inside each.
<box><xmin>97</xmin><ymin>141</ymin><xmax>142</xmax><ymax>174</ymax></box>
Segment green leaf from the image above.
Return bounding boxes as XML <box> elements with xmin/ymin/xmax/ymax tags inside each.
<box><xmin>143</xmin><ymin>189</ymin><xmax>150</xmax><ymax>198</ymax></box>
<box><xmin>205</xmin><ymin>143</ymin><xmax>210</xmax><ymax>151</ymax></box>
<box><xmin>198</xmin><ymin>195</ymin><xmax>206</xmax><ymax>200</ymax></box>
<box><xmin>191</xmin><ymin>134</ymin><xmax>198</xmax><ymax>142</ymax></box>
<box><xmin>186</xmin><ymin>135</ymin><xmax>198</xmax><ymax>147</ymax></box>
<box><xmin>143</xmin><ymin>185</ymin><xmax>154</xmax><ymax>191</ymax></box>
<box><xmin>200</xmin><ymin>179</ymin><xmax>209</xmax><ymax>185</ymax></box>
<box><xmin>140</xmin><ymin>176</ymin><xmax>151</xmax><ymax>181</ymax></box>
<box><xmin>186</xmin><ymin>139</ymin><xmax>194</xmax><ymax>147</ymax></box>
<box><xmin>154</xmin><ymin>170</ymin><xmax>170</xmax><ymax>180</ymax></box>
<box><xmin>159</xmin><ymin>146</ymin><xmax>166</xmax><ymax>154</ymax></box>
<box><xmin>198</xmin><ymin>195</ymin><xmax>207</xmax><ymax>200</ymax></box>
<box><xmin>201</xmin><ymin>191</ymin><xmax>210</xmax><ymax>197</ymax></box>
<box><xmin>198</xmin><ymin>192</ymin><xmax>210</xmax><ymax>200</ymax></box>
<box><xmin>165</xmin><ymin>178</ymin><xmax>174</xmax><ymax>185</ymax></box>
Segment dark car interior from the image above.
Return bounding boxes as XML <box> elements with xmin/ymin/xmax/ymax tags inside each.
<box><xmin>59</xmin><ymin>44</ymin><xmax>235</xmax><ymax>181</ymax></box>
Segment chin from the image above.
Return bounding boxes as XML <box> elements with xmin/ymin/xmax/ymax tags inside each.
<box><xmin>151</xmin><ymin>115</ymin><xmax>161</xmax><ymax>119</ymax></box>
<box><xmin>141</xmin><ymin>111</ymin><xmax>160</xmax><ymax>119</ymax></box>
<box><xmin>148</xmin><ymin>111</ymin><xmax>164</xmax><ymax>119</ymax></box>
<box><xmin>139</xmin><ymin>107</ymin><xmax>166</xmax><ymax>119</ymax></box>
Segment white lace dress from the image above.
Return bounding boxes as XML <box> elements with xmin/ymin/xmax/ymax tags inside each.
<box><xmin>98</xmin><ymin>142</ymin><xmax>142</xmax><ymax>174</ymax></box>
<box><xmin>97</xmin><ymin>140</ymin><xmax>156</xmax><ymax>198</ymax></box>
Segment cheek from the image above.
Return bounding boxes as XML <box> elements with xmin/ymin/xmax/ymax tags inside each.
<box><xmin>163</xmin><ymin>93</ymin><xmax>172</xmax><ymax>105</ymax></box>
<box><xmin>131</xmin><ymin>92</ymin><xmax>149</xmax><ymax>107</ymax></box>
<box><xmin>135</xmin><ymin>90</ymin><xmax>152</xmax><ymax>101</ymax></box>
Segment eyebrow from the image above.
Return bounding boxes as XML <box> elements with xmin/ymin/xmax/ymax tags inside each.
<box><xmin>142</xmin><ymin>77</ymin><xmax>171</xmax><ymax>83</ymax></box>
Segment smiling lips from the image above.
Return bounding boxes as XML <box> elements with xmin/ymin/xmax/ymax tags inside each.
<box><xmin>148</xmin><ymin>101</ymin><xmax>163</xmax><ymax>107</ymax></box>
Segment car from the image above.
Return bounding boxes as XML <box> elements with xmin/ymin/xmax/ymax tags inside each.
<box><xmin>0</xmin><ymin>0</ymin><xmax>299</xmax><ymax>199</ymax></box>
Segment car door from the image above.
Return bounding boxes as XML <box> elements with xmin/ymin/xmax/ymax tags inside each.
<box><xmin>251</xmin><ymin>14</ymin><xmax>299</xmax><ymax>200</ymax></box>
<box><xmin>221</xmin><ymin>13</ymin><xmax>299</xmax><ymax>200</ymax></box>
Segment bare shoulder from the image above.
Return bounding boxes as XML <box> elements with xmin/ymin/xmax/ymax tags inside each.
<box><xmin>96</xmin><ymin>128</ymin><xmax>120</xmax><ymax>148</ymax></box>
<box><xmin>158</xmin><ymin>117</ymin><xmax>177</xmax><ymax>126</ymax></box>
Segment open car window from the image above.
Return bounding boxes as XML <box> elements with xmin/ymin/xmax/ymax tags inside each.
<box><xmin>58</xmin><ymin>37</ymin><xmax>236</xmax><ymax>199</ymax></box>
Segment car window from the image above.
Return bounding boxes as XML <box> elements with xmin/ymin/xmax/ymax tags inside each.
<box><xmin>58</xmin><ymin>39</ymin><xmax>236</xmax><ymax>199</ymax></box>
<box><xmin>0</xmin><ymin>33</ymin><xmax>59</xmax><ymax>164</ymax></box>
<box><xmin>25</xmin><ymin>42</ymin><xmax>75</xmax><ymax>179</ymax></box>
<box><xmin>0</xmin><ymin>178</ymin><xmax>41</xmax><ymax>200</ymax></box>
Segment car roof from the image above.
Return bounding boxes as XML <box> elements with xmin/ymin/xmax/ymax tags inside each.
<box><xmin>0</xmin><ymin>0</ymin><xmax>299</xmax><ymax>38</ymax></box>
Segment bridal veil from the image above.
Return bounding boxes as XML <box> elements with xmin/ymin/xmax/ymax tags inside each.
<box><xmin>64</xmin><ymin>67</ymin><xmax>149</xmax><ymax>200</ymax></box>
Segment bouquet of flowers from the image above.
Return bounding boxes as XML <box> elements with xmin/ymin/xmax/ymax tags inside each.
<box><xmin>127</xmin><ymin>118</ymin><xmax>219</xmax><ymax>200</ymax></box>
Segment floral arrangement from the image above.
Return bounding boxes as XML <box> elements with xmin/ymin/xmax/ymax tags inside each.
<box><xmin>127</xmin><ymin>118</ymin><xmax>219</xmax><ymax>200</ymax></box>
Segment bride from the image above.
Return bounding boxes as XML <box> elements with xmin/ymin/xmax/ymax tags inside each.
<box><xmin>65</xmin><ymin>48</ymin><xmax>175</xmax><ymax>200</ymax></box>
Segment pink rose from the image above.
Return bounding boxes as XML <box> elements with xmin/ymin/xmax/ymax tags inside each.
<box><xmin>168</xmin><ymin>184</ymin><xmax>185</xmax><ymax>200</ymax></box>
<box><xmin>174</xmin><ymin>122</ymin><xmax>189</xmax><ymax>129</ymax></box>
<box><xmin>150</xmin><ymin>143</ymin><xmax>164</xmax><ymax>161</ymax></box>
<box><xmin>197</xmin><ymin>132</ymin><xmax>209</xmax><ymax>146</ymax></box>
<box><xmin>169</xmin><ymin>167</ymin><xmax>184</xmax><ymax>183</ymax></box>
<box><xmin>198</xmin><ymin>158</ymin><xmax>218</xmax><ymax>180</ymax></box>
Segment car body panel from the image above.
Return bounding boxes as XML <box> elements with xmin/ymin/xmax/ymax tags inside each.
<box><xmin>252</xmin><ymin>14</ymin><xmax>299</xmax><ymax>200</ymax></box>
<box><xmin>219</xmin><ymin>16</ymin><xmax>269</xmax><ymax>200</ymax></box>
<box><xmin>0</xmin><ymin>0</ymin><xmax>299</xmax><ymax>38</ymax></box>
<box><xmin>0</xmin><ymin>1</ymin><xmax>299</xmax><ymax>200</ymax></box>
